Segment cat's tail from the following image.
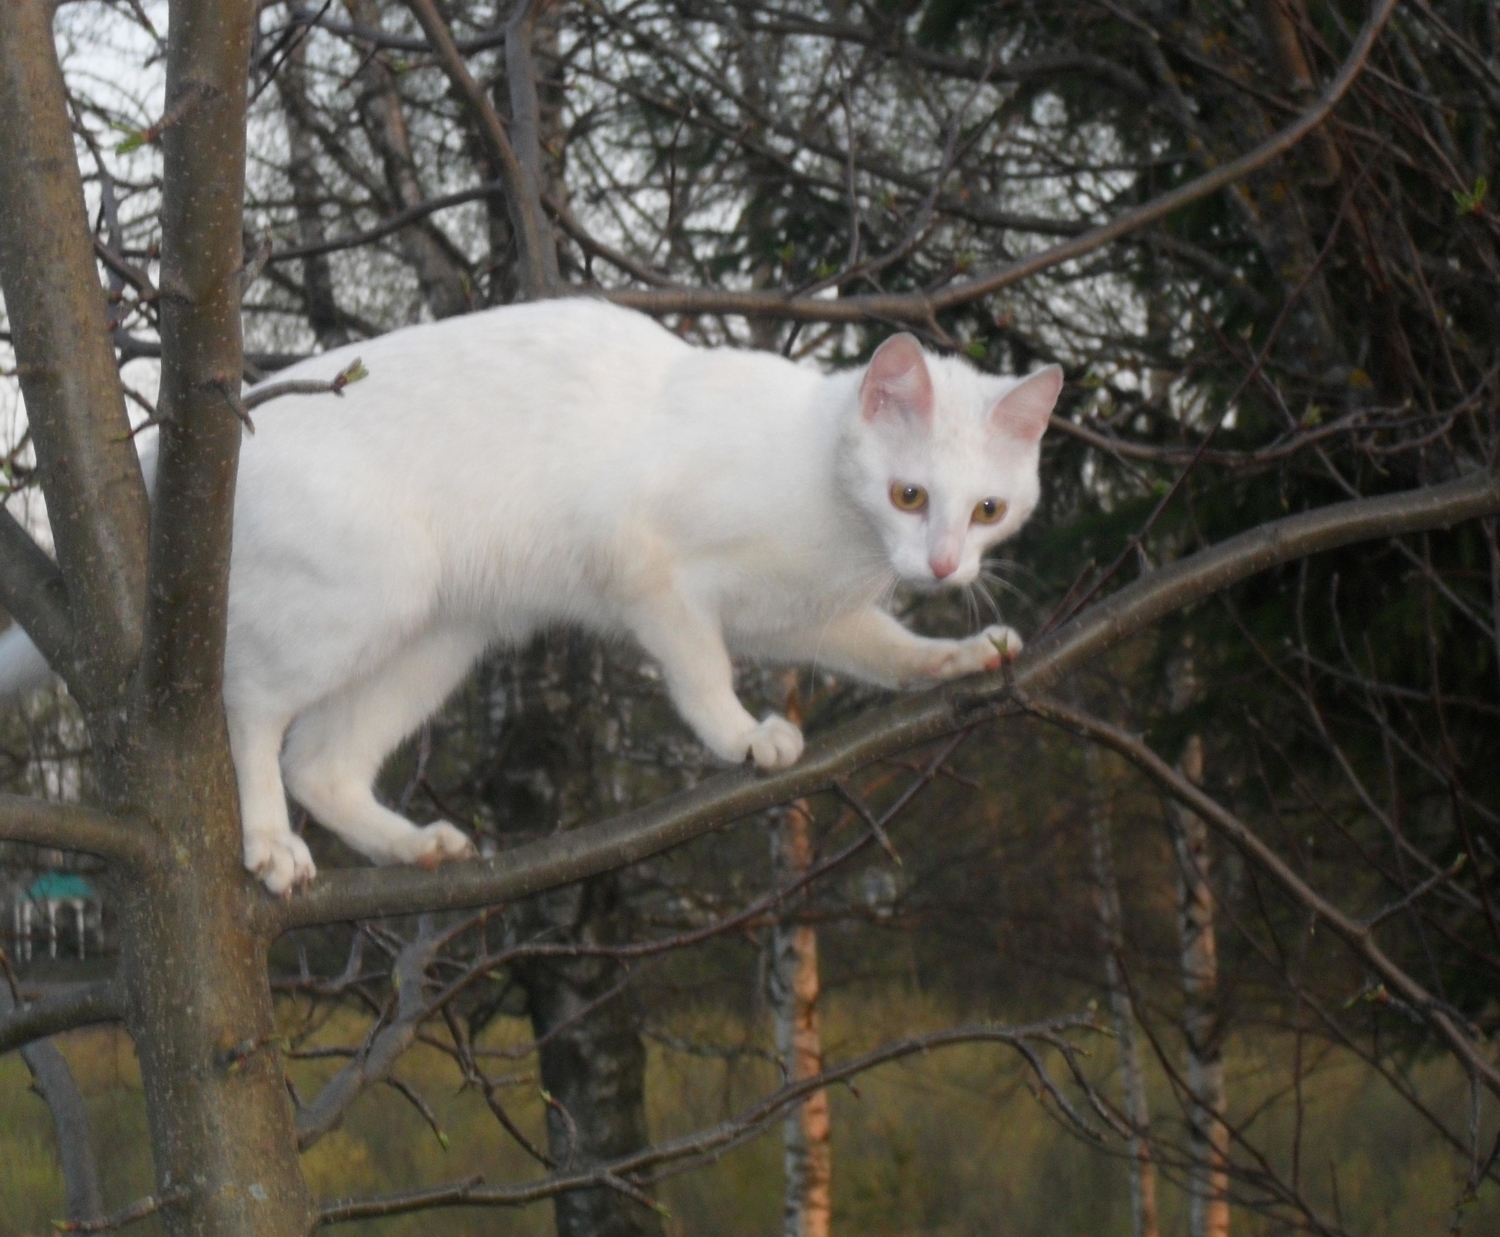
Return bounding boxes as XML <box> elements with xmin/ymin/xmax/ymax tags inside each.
<box><xmin>0</xmin><ymin>623</ymin><xmax>54</xmax><ymax>698</ymax></box>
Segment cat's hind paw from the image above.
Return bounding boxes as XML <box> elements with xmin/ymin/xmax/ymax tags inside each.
<box><xmin>245</xmin><ymin>829</ymin><xmax>317</xmax><ymax>896</ymax></box>
<box><xmin>745</xmin><ymin>714</ymin><xmax>804</xmax><ymax>770</ymax></box>
<box><xmin>404</xmin><ymin>821</ymin><xmax>478</xmax><ymax>870</ymax></box>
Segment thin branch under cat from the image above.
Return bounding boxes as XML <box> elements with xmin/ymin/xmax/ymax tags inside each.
<box><xmin>269</xmin><ymin>465</ymin><xmax>1500</xmax><ymax>933</ymax></box>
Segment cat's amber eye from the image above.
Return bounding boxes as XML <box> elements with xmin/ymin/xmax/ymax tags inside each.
<box><xmin>972</xmin><ymin>498</ymin><xmax>1007</xmax><ymax>525</ymax></box>
<box><xmin>890</xmin><ymin>482</ymin><xmax>929</xmax><ymax>513</ymax></box>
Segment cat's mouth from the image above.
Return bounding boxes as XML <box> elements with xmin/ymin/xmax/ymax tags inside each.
<box><xmin>900</xmin><ymin>566</ymin><xmax>976</xmax><ymax>592</ymax></box>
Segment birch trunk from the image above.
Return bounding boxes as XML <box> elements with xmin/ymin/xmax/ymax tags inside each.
<box><xmin>1083</xmin><ymin>742</ymin><xmax>1161</xmax><ymax>1237</ymax></box>
<box><xmin>768</xmin><ymin>683</ymin><xmax>832</xmax><ymax>1237</ymax></box>
<box><xmin>769</xmin><ymin>799</ymin><xmax>833</xmax><ymax>1237</ymax></box>
<box><xmin>1171</xmin><ymin>733</ymin><xmax>1232</xmax><ymax>1237</ymax></box>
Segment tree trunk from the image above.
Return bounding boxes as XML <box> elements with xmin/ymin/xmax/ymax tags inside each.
<box><xmin>1171</xmin><ymin>733</ymin><xmax>1231</xmax><ymax>1237</ymax></box>
<box><xmin>109</xmin><ymin>741</ymin><xmax>312</xmax><ymax>1236</ymax></box>
<box><xmin>515</xmin><ymin>879</ymin><xmax>662</xmax><ymax>1237</ymax></box>
<box><xmin>349</xmin><ymin>0</ymin><xmax>472</xmax><ymax>320</ymax></box>
<box><xmin>273</xmin><ymin>35</ymin><xmax>350</xmax><ymax>349</ymax></box>
<box><xmin>0</xmin><ymin>3</ymin><xmax>316</xmax><ymax>1232</ymax></box>
<box><xmin>1083</xmin><ymin>742</ymin><xmax>1159</xmax><ymax>1237</ymax></box>
<box><xmin>485</xmin><ymin>636</ymin><xmax>664</xmax><ymax>1237</ymax></box>
<box><xmin>768</xmin><ymin>792</ymin><xmax>832</xmax><ymax>1237</ymax></box>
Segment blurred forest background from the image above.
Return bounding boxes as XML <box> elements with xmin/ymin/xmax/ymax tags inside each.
<box><xmin>2</xmin><ymin>0</ymin><xmax>1498</xmax><ymax>1234</ymax></box>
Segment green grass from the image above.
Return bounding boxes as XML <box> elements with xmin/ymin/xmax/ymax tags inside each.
<box><xmin>2</xmin><ymin>993</ymin><xmax>1496</xmax><ymax>1236</ymax></box>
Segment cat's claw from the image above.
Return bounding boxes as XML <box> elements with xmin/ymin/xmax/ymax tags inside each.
<box><xmin>403</xmin><ymin>821</ymin><xmax>478</xmax><ymax>870</ymax></box>
<box><xmin>245</xmin><ymin>830</ymin><xmax>318</xmax><ymax>897</ymax></box>
<box><xmin>745</xmin><ymin>714</ymin><xmax>804</xmax><ymax>770</ymax></box>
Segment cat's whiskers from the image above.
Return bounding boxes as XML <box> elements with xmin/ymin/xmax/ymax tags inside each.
<box><xmin>977</xmin><ymin>564</ymin><xmax>1031</xmax><ymax>606</ymax></box>
<box><xmin>961</xmin><ymin>581</ymin><xmax>980</xmax><ymax>633</ymax></box>
<box><xmin>966</xmin><ymin>578</ymin><xmax>1005</xmax><ymax>630</ymax></box>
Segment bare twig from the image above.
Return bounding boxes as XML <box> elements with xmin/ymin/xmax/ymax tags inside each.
<box><xmin>242</xmin><ymin>357</ymin><xmax>369</xmax><ymax>413</ymax></box>
<box><xmin>52</xmin><ymin>1187</ymin><xmax>189</xmax><ymax>1233</ymax></box>
<box><xmin>316</xmin><ymin>1016</ymin><xmax>1102</xmax><ymax>1224</ymax></box>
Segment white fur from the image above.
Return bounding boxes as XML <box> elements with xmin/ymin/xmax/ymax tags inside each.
<box><xmin>2</xmin><ymin>300</ymin><xmax>1060</xmax><ymax>893</ymax></box>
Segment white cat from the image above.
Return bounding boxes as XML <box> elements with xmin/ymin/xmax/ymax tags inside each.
<box><xmin>0</xmin><ymin>299</ymin><xmax>1060</xmax><ymax>893</ymax></box>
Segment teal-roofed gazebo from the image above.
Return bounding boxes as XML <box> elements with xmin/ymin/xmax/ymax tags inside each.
<box><xmin>13</xmin><ymin>871</ymin><xmax>100</xmax><ymax>961</ymax></box>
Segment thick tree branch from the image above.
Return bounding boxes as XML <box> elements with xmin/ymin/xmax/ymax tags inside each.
<box><xmin>0</xmin><ymin>981</ymin><xmax>124</xmax><ymax>1057</ymax></box>
<box><xmin>605</xmin><ymin>0</ymin><xmax>1397</xmax><ymax>324</ymax></box>
<box><xmin>271</xmin><ymin>468</ymin><xmax>1500</xmax><ymax>933</ymax></box>
<box><xmin>0</xmin><ymin>0</ymin><xmax>151</xmax><ymax>709</ymax></box>
<box><xmin>0</xmin><ymin>509</ymin><xmax>74</xmax><ymax>672</ymax></box>
<box><xmin>135</xmin><ymin>3</ymin><xmax>255</xmax><ymax>725</ymax></box>
<box><xmin>1020</xmin><ymin>695</ymin><xmax>1500</xmax><ymax>1098</ymax></box>
<box><xmin>401</xmin><ymin>0</ymin><xmax>557</xmax><ymax>298</ymax></box>
<box><xmin>0</xmin><ymin>794</ymin><xmax>157</xmax><ymax>866</ymax></box>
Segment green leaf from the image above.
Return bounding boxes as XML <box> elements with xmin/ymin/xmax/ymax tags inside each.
<box><xmin>109</xmin><ymin>120</ymin><xmax>145</xmax><ymax>154</ymax></box>
<box><xmin>331</xmin><ymin>358</ymin><xmax>368</xmax><ymax>396</ymax></box>
<box><xmin>1453</xmin><ymin>175</ymin><xmax>1488</xmax><ymax>214</ymax></box>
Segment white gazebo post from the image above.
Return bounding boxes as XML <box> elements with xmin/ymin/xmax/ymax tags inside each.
<box><xmin>72</xmin><ymin>898</ymin><xmax>85</xmax><ymax>960</ymax></box>
<box><xmin>47</xmin><ymin>897</ymin><xmax>57</xmax><ymax>959</ymax></box>
<box><xmin>20</xmin><ymin>899</ymin><xmax>32</xmax><ymax>963</ymax></box>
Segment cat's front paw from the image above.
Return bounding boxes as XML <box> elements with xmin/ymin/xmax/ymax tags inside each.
<box><xmin>743</xmin><ymin>714</ymin><xmax>804</xmax><ymax>770</ymax></box>
<box><xmin>245</xmin><ymin>829</ymin><xmax>317</xmax><ymax>896</ymax></box>
<box><xmin>926</xmin><ymin>625</ymin><xmax>1022</xmax><ymax>680</ymax></box>
<box><xmin>402</xmin><ymin>821</ymin><xmax>478</xmax><ymax>870</ymax></box>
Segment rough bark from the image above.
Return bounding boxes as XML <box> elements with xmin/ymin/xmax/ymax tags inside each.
<box><xmin>107</xmin><ymin>5</ymin><xmax>317</xmax><ymax>1232</ymax></box>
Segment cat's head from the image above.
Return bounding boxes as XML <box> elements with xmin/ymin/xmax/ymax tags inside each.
<box><xmin>841</xmin><ymin>334</ymin><xmax>1060</xmax><ymax>587</ymax></box>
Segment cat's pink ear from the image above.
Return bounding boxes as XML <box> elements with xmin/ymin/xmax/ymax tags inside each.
<box><xmin>860</xmin><ymin>334</ymin><xmax>934</xmax><ymax>424</ymax></box>
<box><xmin>989</xmin><ymin>365</ymin><xmax>1063</xmax><ymax>444</ymax></box>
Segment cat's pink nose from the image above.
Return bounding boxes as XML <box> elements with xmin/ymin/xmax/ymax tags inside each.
<box><xmin>930</xmin><ymin>555</ymin><xmax>958</xmax><ymax>580</ymax></box>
